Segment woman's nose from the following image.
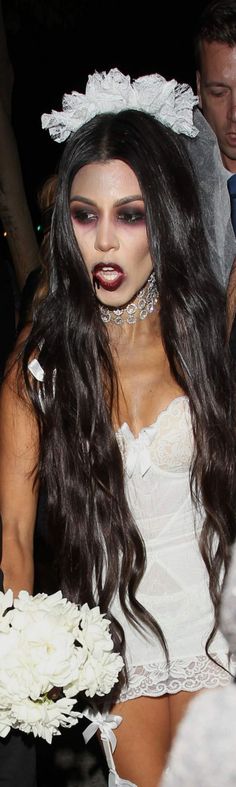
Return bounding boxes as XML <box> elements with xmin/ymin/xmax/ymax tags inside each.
<box><xmin>94</xmin><ymin>218</ymin><xmax>119</xmax><ymax>252</ymax></box>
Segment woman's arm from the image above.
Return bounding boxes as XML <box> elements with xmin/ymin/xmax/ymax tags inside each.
<box><xmin>0</xmin><ymin>354</ymin><xmax>39</xmax><ymax>596</ymax></box>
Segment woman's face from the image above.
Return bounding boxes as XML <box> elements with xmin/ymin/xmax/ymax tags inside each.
<box><xmin>70</xmin><ymin>159</ymin><xmax>153</xmax><ymax>307</ymax></box>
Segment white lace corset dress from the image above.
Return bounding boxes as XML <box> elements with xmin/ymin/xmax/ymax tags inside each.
<box><xmin>112</xmin><ymin>396</ymin><xmax>231</xmax><ymax>702</ymax></box>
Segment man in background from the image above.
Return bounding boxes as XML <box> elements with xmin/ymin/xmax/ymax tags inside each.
<box><xmin>193</xmin><ymin>0</ymin><xmax>236</xmax><ymax>350</ymax></box>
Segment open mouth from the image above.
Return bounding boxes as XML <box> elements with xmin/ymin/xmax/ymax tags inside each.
<box><xmin>92</xmin><ymin>264</ymin><xmax>125</xmax><ymax>291</ymax></box>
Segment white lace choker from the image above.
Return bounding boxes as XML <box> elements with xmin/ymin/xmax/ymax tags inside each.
<box><xmin>99</xmin><ymin>271</ymin><xmax>159</xmax><ymax>326</ymax></box>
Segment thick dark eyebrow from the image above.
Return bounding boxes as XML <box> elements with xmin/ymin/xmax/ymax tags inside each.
<box><xmin>70</xmin><ymin>195</ymin><xmax>144</xmax><ymax>206</ymax></box>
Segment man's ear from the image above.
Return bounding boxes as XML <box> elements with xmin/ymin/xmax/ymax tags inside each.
<box><xmin>196</xmin><ymin>71</ymin><xmax>203</xmax><ymax>108</ymax></box>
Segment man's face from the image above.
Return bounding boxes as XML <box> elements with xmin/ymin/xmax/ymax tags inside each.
<box><xmin>197</xmin><ymin>39</ymin><xmax>236</xmax><ymax>172</ymax></box>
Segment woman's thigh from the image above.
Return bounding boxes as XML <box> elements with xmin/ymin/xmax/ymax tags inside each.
<box><xmin>110</xmin><ymin>695</ymin><xmax>171</xmax><ymax>787</ymax></box>
<box><xmin>168</xmin><ymin>689</ymin><xmax>203</xmax><ymax>740</ymax></box>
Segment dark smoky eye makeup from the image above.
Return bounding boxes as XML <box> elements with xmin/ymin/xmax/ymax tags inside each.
<box><xmin>116</xmin><ymin>207</ymin><xmax>146</xmax><ymax>224</ymax></box>
<box><xmin>118</xmin><ymin>207</ymin><xmax>145</xmax><ymax>217</ymax></box>
<box><xmin>70</xmin><ymin>206</ymin><xmax>97</xmax><ymax>222</ymax></box>
<box><xmin>69</xmin><ymin>198</ymin><xmax>146</xmax><ymax>224</ymax></box>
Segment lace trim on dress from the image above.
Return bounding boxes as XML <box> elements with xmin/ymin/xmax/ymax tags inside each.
<box><xmin>118</xmin><ymin>653</ymin><xmax>232</xmax><ymax>702</ymax></box>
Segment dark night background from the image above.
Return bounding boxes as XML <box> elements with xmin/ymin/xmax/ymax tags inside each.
<box><xmin>3</xmin><ymin>0</ymin><xmax>208</xmax><ymax>236</ymax></box>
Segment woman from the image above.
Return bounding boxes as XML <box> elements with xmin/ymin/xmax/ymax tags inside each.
<box><xmin>0</xmin><ymin>70</ymin><xmax>236</xmax><ymax>787</ymax></box>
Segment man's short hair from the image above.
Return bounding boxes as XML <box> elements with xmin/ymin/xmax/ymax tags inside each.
<box><xmin>194</xmin><ymin>0</ymin><xmax>236</xmax><ymax>71</ymax></box>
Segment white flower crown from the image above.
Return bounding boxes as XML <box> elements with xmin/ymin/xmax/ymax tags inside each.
<box><xmin>41</xmin><ymin>68</ymin><xmax>199</xmax><ymax>143</ymax></box>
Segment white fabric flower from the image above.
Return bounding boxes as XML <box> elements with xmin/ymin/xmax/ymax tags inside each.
<box><xmin>133</xmin><ymin>74</ymin><xmax>198</xmax><ymax>136</ymax></box>
<box><xmin>41</xmin><ymin>68</ymin><xmax>199</xmax><ymax>143</ymax></box>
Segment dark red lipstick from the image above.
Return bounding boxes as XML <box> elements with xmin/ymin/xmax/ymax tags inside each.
<box><xmin>92</xmin><ymin>263</ymin><xmax>126</xmax><ymax>292</ymax></box>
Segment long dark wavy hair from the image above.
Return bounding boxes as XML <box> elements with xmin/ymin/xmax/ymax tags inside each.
<box><xmin>22</xmin><ymin>110</ymin><xmax>236</xmax><ymax>682</ymax></box>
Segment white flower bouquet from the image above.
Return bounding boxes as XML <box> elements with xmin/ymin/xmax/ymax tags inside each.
<box><xmin>0</xmin><ymin>588</ymin><xmax>136</xmax><ymax>786</ymax></box>
<box><xmin>0</xmin><ymin>588</ymin><xmax>123</xmax><ymax>741</ymax></box>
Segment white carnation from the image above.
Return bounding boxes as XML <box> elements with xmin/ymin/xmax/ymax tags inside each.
<box><xmin>12</xmin><ymin>590</ymin><xmax>82</xmax><ymax>636</ymax></box>
<box><xmin>0</xmin><ymin>626</ymin><xmax>19</xmax><ymax>665</ymax></box>
<box><xmin>93</xmin><ymin>651</ymin><xmax>124</xmax><ymax>696</ymax></box>
<box><xmin>76</xmin><ymin>604</ymin><xmax>114</xmax><ymax>654</ymax></box>
<box><xmin>0</xmin><ymin>711</ymin><xmax>12</xmax><ymax>739</ymax></box>
<box><xmin>64</xmin><ymin>645</ymin><xmax>123</xmax><ymax>699</ymax></box>
<box><xmin>1</xmin><ymin>697</ymin><xmax>80</xmax><ymax>744</ymax></box>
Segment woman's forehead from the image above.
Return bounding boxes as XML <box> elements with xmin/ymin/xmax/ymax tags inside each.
<box><xmin>70</xmin><ymin>160</ymin><xmax>141</xmax><ymax>202</ymax></box>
